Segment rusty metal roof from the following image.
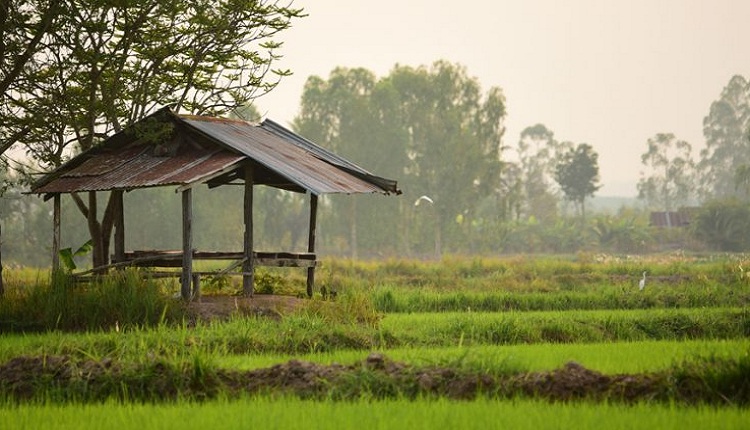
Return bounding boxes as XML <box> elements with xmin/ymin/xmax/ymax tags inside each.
<box><xmin>30</xmin><ymin>108</ymin><xmax>400</xmax><ymax>196</ymax></box>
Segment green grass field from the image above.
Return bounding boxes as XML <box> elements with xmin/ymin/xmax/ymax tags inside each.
<box><xmin>3</xmin><ymin>398</ymin><xmax>749</xmax><ymax>430</ymax></box>
<box><xmin>1</xmin><ymin>254</ymin><xmax>749</xmax><ymax>426</ymax></box>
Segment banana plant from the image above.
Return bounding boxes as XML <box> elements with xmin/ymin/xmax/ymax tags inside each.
<box><xmin>58</xmin><ymin>240</ymin><xmax>93</xmax><ymax>272</ymax></box>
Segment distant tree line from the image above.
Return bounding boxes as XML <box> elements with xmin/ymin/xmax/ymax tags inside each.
<box><xmin>2</xmin><ymin>0</ymin><xmax>750</xmax><ymax>267</ymax></box>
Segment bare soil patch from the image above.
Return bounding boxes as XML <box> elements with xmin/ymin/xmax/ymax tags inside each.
<box><xmin>187</xmin><ymin>294</ymin><xmax>307</xmax><ymax>321</ymax></box>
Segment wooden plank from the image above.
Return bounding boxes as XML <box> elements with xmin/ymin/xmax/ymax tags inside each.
<box><xmin>242</xmin><ymin>164</ymin><xmax>254</xmax><ymax>296</ymax></box>
<box><xmin>306</xmin><ymin>194</ymin><xmax>318</xmax><ymax>297</ymax></box>
<box><xmin>192</xmin><ymin>273</ymin><xmax>201</xmax><ymax>302</ymax></box>
<box><xmin>113</xmin><ymin>190</ymin><xmax>125</xmax><ymax>267</ymax></box>
<box><xmin>175</xmin><ymin>159</ymin><xmax>246</xmax><ymax>193</ymax></box>
<box><xmin>118</xmin><ymin>250</ymin><xmax>314</xmax><ymax>263</ymax></box>
<box><xmin>181</xmin><ymin>189</ymin><xmax>193</xmax><ymax>300</ymax></box>
<box><xmin>52</xmin><ymin>194</ymin><xmax>61</xmax><ymax>272</ymax></box>
<box><xmin>255</xmin><ymin>258</ymin><xmax>318</xmax><ymax>268</ymax></box>
<box><xmin>110</xmin><ymin>249</ymin><xmax>317</xmax><ymax>271</ymax></box>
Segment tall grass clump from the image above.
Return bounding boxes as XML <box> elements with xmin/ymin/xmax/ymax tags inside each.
<box><xmin>0</xmin><ymin>269</ymin><xmax>186</xmax><ymax>332</ymax></box>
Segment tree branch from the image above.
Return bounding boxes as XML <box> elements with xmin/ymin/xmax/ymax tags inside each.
<box><xmin>70</xmin><ymin>192</ymin><xmax>89</xmax><ymax>219</ymax></box>
<box><xmin>0</xmin><ymin>0</ymin><xmax>61</xmax><ymax>95</ymax></box>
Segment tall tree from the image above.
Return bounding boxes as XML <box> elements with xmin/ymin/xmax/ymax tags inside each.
<box><xmin>516</xmin><ymin>124</ymin><xmax>570</xmax><ymax>222</ymax></box>
<box><xmin>2</xmin><ymin>0</ymin><xmax>303</xmax><ymax>269</ymax></box>
<box><xmin>294</xmin><ymin>61</ymin><xmax>506</xmax><ymax>258</ymax></box>
<box><xmin>637</xmin><ymin>133</ymin><xmax>695</xmax><ymax>212</ymax></box>
<box><xmin>554</xmin><ymin>143</ymin><xmax>601</xmax><ymax>223</ymax></box>
<box><xmin>386</xmin><ymin>61</ymin><xmax>506</xmax><ymax>257</ymax></box>
<box><xmin>0</xmin><ymin>0</ymin><xmax>64</xmax><ymax>292</ymax></box>
<box><xmin>698</xmin><ymin>75</ymin><xmax>750</xmax><ymax>201</ymax></box>
<box><xmin>294</xmin><ymin>67</ymin><xmax>405</xmax><ymax>257</ymax></box>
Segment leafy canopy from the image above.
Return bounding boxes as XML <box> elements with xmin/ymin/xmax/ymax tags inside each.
<box><xmin>554</xmin><ymin>143</ymin><xmax>601</xmax><ymax>219</ymax></box>
<box><xmin>1</xmin><ymin>0</ymin><xmax>304</xmax><ymax>170</ymax></box>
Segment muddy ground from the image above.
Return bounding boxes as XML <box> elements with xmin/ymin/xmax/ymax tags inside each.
<box><xmin>0</xmin><ymin>352</ymin><xmax>723</xmax><ymax>404</ymax></box>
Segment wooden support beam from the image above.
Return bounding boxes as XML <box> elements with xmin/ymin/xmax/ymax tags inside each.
<box><xmin>192</xmin><ymin>273</ymin><xmax>201</xmax><ymax>302</ymax></box>
<box><xmin>242</xmin><ymin>164</ymin><xmax>255</xmax><ymax>296</ymax></box>
<box><xmin>113</xmin><ymin>190</ymin><xmax>125</xmax><ymax>268</ymax></box>
<box><xmin>52</xmin><ymin>194</ymin><xmax>61</xmax><ymax>273</ymax></box>
<box><xmin>306</xmin><ymin>193</ymin><xmax>318</xmax><ymax>297</ymax></box>
<box><xmin>181</xmin><ymin>188</ymin><xmax>193</xmax><ymax>300</ymax></box>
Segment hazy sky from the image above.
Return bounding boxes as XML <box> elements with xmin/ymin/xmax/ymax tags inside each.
<box><xmin>256</xmin><ymin>0</ymin><xmax>750</xmax><ymax>196</ymax></box>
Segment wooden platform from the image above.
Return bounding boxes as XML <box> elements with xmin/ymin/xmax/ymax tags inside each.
<box><xmin>74</xmin><ymin>250</ymin><xmax>319</xmax><ymax>299</ymax></box>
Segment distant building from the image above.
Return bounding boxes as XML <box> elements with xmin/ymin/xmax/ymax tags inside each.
<box><xmin>649</xmin><ymin>208</ymin><xmax>696</xmax><ymax>228</ymax></box>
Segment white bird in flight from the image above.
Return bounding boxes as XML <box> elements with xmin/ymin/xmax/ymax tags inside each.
<box><xmin>639</xmin><ymin>271</ymin><xmax>647</xmax><ymax>291</ymax></box>
<box><xmin>414</xmin><ymin>195</ymin><xmax>434</xmax><ymax>206</ymax></box>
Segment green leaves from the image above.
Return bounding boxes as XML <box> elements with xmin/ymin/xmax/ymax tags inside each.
<box><xmin>58</xmin><ymin>239</ymin><xmax>93</xmax><ymax>271</ymax></box>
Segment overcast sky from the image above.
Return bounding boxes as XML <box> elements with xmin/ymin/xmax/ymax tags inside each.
<box><xmin>255</xmin><ymin>0</ymin><xmax>750</xmax><ymax>197</ymax></box>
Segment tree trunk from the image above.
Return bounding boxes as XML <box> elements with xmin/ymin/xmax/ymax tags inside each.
<box><xmin>581</xmin><ymin>198</ymin><xmax>587</xmax><ymax>225</ymax></box>
<box><xmin>87</xmin><ymin>192</ymin><xmax>106</xmax><ymax>270</ymax></box>
<box><xmin>53</xmin><ymin>194</ymin><xmax>60</xmax><ymax>272</ymax></box>
<box><xmin>72</xmin><ymin>191</ymin><xmax>118</xmax><ymax>273</ymax></box>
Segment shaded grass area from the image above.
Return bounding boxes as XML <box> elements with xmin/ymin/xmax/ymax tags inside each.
<box><xmin>1</xmin><ymin>352</ymin><xmax>749</xmax><ymax>406</ymax></box>
<box><xmin>4</xmin><ymin>398</ymin><xmax>749</xmax><ymax>430</ymax></box>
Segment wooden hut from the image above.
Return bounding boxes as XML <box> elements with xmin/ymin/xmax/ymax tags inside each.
<box><xmin>29</xmin><ymin>107</ymin><xmax>400</xmax><ymax>299</ymax></box>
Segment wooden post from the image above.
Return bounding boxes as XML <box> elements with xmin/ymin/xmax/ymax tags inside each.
<box><xmin>181</xmin><ymin>189</ymin><xmax>193</xmax><ymax>300</ymax></box>
<box><xmin>113</xmin><ymin>190</ymin><xmax>125</xmax><ymax>268</ymax></box>
<box><xmin>306</xmin><ymin>193</ymin><xmax>318</xmax><ymax>298</ymax></box>
<box><xmin>52</xmin><ymin>194</ymin><xmax>61</xmax><ymax>273</ymax></box>
<box><xmin>192</xmin><ymin>273</ymin><xmax>201</xmax><ymax>302</ymax></box>
<box><xmin>242</xmin><ymin>165</ymin><xmax>254</xmax><ymax>296</ymax></box>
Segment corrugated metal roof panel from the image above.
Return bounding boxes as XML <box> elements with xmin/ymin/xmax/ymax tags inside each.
<box><xmin>181</xmin><ymin>117</ymin><xmax>389</xmax><ymax>195</ymax></box>
<box><xmin>33</xmin><ymin>145</ymin><xmax>245</xmax><ymax>194</ymax></box>
<box><xmin>30</xmin><ymin>107</ymin><xmax>400</xmax><ymax>196</ymax></box>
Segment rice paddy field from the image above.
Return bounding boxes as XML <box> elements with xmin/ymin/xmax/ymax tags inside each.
<box><xmin>1</xmin><ymin>253</ymin><xmax>749</xmax><ymax>428</ymax></box>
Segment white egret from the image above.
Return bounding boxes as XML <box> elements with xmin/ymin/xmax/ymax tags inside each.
<box><xmin>639</xmin><ymin>271</ymin><xmax>647</xmax><ymax>291</ymax></box>
<box><xmin>414</xmin><ymin>195</ymin><xmax>434</xmax><ymax>206</ymax></box>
